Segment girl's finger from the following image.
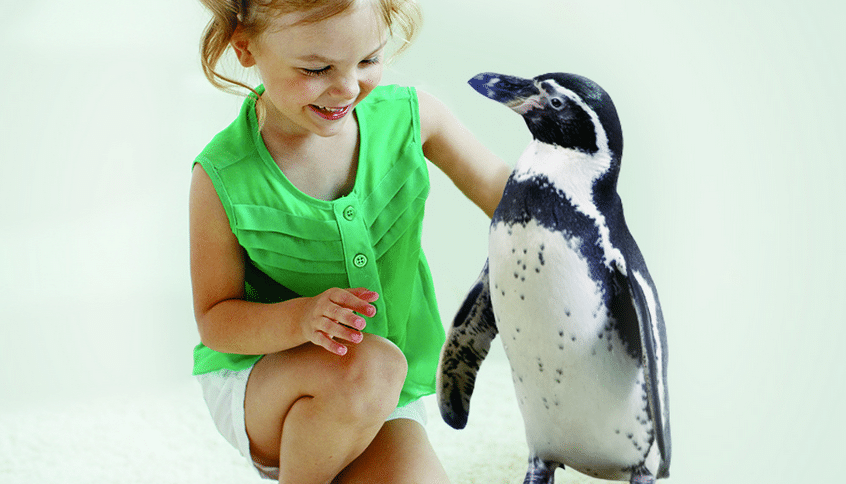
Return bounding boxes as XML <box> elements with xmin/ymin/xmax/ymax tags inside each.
<box><xmin>347</xmin><ymin>287</ymin><xmax>380</xmax><ymax>303</ymax></box>
<box><xmin>317</xmin><ymin>316</ymin><xmax>363</xmax><ymax>345</ymax></box>
<box><xmin>333</xmin><ymin>324</ymin><xmax>364</xmax><ymax>344</ymax></box>
<box><xmin>338</xmin><ymin>289</ymin><xmax>379</xmax><ymax>318</ymax></box>
<box><xmin>314</xmin><ymin>330</ymin><xmax>348</xmax><ymax>356</ymax></box>
<box><xmin>325</xmin><ymin>304</ymin><xmax>367</xmax><ymax>331</ymax></box>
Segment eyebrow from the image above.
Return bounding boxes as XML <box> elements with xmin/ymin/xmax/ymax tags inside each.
<box><xmin>296</xmin><ymin>40</ymin><xmax>388</xmax><ymax>64</ymax></box>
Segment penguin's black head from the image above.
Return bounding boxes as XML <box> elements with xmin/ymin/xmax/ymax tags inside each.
<box><xmin>468</xmin><ymin>72</ymin><xmax>623</xmax><ymax>159</ymax></box>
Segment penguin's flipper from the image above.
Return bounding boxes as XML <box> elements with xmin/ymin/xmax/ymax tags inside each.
<box><xmin>437</xmin><ymin>260</ymin><xmax>498</xmax><ymax>429</ymax></box>
<box><xmin>618</xmin><ymin>262</ymin><xmax>671</xmax><ymax>478</ymax></box>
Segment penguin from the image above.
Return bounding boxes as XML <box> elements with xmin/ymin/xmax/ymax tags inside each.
<box><xmin>437</xmin><ymin>72</ymin><xmax>671</xmax><ymax>484</ymax></box>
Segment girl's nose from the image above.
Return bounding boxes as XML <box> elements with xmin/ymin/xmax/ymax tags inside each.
<box><xmin>330</xmin><ymin>70</ymin><xmax>360</xmax><ymax>101</ymax></box>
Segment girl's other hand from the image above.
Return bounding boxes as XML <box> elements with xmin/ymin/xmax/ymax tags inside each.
<box><xmin>301</xmin><ymin>288</ymin><xmax>379</xmax><ymax>356</ymax></box>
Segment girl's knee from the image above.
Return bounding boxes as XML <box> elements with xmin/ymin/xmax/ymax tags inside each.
<box><xmin>335</xmin><ymin>334</ymin><xmax>408</xmax><ymax>420</ymax></box>
<box><xmin>358</xmin><ymin>334</ymin><xmax>407</xmax><ymax>383</ymax></box>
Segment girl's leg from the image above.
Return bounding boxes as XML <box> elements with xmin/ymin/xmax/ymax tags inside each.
<box><xmin>245</xmin><ymin>334</ymin><xmax>408</xmax><ymax>484</ymax></box>
<box><xmin>333</xmin><ymin>418</ymin><xmax>452</xmax><ymax>484</ymax></box>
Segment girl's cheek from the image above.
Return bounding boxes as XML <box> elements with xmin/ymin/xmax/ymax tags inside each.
<box><xmin>359</xmin><ymin>67</ymin><xmax>383</xmax><ymax>97</ymax></box>
<box><xmin>287</xmin><ymin>76</ymin><xmax>329</xmax><ymax>101</ymax></box>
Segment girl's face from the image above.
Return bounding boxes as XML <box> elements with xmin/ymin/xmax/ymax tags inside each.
<box><xmin>235</xmin><ymin>1</ymin><xmax>387</xmax><ymax>138</ymax></box>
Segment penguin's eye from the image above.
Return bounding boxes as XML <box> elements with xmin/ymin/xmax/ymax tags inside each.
<box><xmin>549</xmin><ymin>97</ymin><xmax>565</xmax><ymax>110</ymax></box>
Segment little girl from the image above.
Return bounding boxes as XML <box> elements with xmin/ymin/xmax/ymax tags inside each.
<box><xmin>190</xmin><ymin>0</ymin><xmax>510</xmax><ymax>482</ymax></box>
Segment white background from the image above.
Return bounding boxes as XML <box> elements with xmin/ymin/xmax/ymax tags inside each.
<box><xmin>1</xmin><ymin>0</ymin><xmax>845</xmax><ymax>482</ymax></box>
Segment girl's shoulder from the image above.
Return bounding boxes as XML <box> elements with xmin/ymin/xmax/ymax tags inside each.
<box><xmin>195</xmin><ymin>92</ymin><xmax>262</xmax><ymax>172</ymax></box>
<box><xmin>360</xmin><ymin>85</ymin><xmax>459</xmax><ymax>151</ymax></box>
<box><xmin>412</xmin><ymin>88</ymin><xmax>451</xmax><ymax>148</ymax></box>
<box><xmin>357</xmin><ymin>84</ymin><xmax>423</xmax><ymax>143</ymax></box>
<box><xmin>364</xmin><ymin>84</ymin><xmax>417</xmax><ymax>104</ymax></box>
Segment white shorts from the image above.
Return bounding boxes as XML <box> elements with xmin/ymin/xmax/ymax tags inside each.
<box><xmin>196</xmin><ymin>366</ymin><xmax>428</xmax><ymax>480</ymax></box>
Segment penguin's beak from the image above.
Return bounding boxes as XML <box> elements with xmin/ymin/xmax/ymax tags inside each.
<box><xmin>468</xmin><ymin>72</ymin><xmax>542</xmax><ymax>115</ymax></box>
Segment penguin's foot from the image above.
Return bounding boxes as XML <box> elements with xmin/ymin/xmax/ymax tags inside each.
<box><xmin>523</xmin><ymin>457</ymin><xmax>558</xmax><ymax>484</ymax></box>
<box><xmin>629</xmin><ymin>467</ymin><xmax>655</xmax><ymax>484</ymax></box>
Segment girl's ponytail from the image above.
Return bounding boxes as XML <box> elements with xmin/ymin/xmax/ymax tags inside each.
<box><xmin>199</xmin><ymin>0</ymin><xmax>258</xmax><ymax>95</ymax></box>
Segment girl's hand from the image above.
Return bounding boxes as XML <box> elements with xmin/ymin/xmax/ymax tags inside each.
<box><xmin>300</xmin><ymin>288</ymin><xmax>379</xmax><ymax>356</ymax></box>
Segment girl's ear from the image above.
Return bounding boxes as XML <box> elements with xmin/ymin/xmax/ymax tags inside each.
<box><xmin>231</xmin><ymin>24</ymin><xmax>257</xmax><ymax>68</ymax></box>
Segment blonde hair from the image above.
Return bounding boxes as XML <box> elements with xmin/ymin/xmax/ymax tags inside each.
<box><xmin>199</xmin><ymin>0</ymin><xmax>421</xmax><ymax>96</ymax></box>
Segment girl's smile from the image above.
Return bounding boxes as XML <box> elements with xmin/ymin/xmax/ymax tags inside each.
<box><xmin>309</xmin><ymin>103</ymin><xmax>353</xmax><ymax>121</ymax></box>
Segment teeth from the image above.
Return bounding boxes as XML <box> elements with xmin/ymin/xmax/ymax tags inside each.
<box><xmin>315</xmin><ymin>105</ymin><xmax>345</xmax><ymax>112</ymax></box>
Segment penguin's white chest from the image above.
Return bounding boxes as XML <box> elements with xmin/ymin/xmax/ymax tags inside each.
<box><xmin>488</xmin><ymin>220</ymin><xmax>658</xmax><ymax>479</ymax></box>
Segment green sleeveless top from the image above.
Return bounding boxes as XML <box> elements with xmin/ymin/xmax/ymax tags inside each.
<box><xmin>192</xmin><ymin>85</ymin><xmax>445</xmax><ymax>406</ymax></box>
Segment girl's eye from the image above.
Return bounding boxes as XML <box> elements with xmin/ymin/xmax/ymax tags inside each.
<box><xmin>299</xmin><ymin>57</ymin><xmax>380</xmax><ymax>77</ymax></box>
<box><xmin>301</xmin><ymin>66</ymin><xmax>332</xmax><ymax>77</ymax></box>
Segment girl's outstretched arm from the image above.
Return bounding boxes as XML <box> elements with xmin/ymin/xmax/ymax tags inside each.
<box><xmin>418</xmin><ymin>90</ymin><xmax>511</xmax><ymax>218</ymax></box>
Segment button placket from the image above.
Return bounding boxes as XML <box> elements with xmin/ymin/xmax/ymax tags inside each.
<box><xmin>335</xmin><ymin>200</ymin><xmax>385</xmax><ymax>335</ymax></box>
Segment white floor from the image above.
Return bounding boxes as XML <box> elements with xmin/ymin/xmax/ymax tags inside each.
<box><xmin>0</xmin><ymin>346</ymin><xmax>604</xmax><ymax>484</ymax></box>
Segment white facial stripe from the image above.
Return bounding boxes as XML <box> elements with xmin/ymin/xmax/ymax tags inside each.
<box><xmin>541</xmin><ymin>79</ymin><xmax>610</xmax><ymax>154</ymax></box>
